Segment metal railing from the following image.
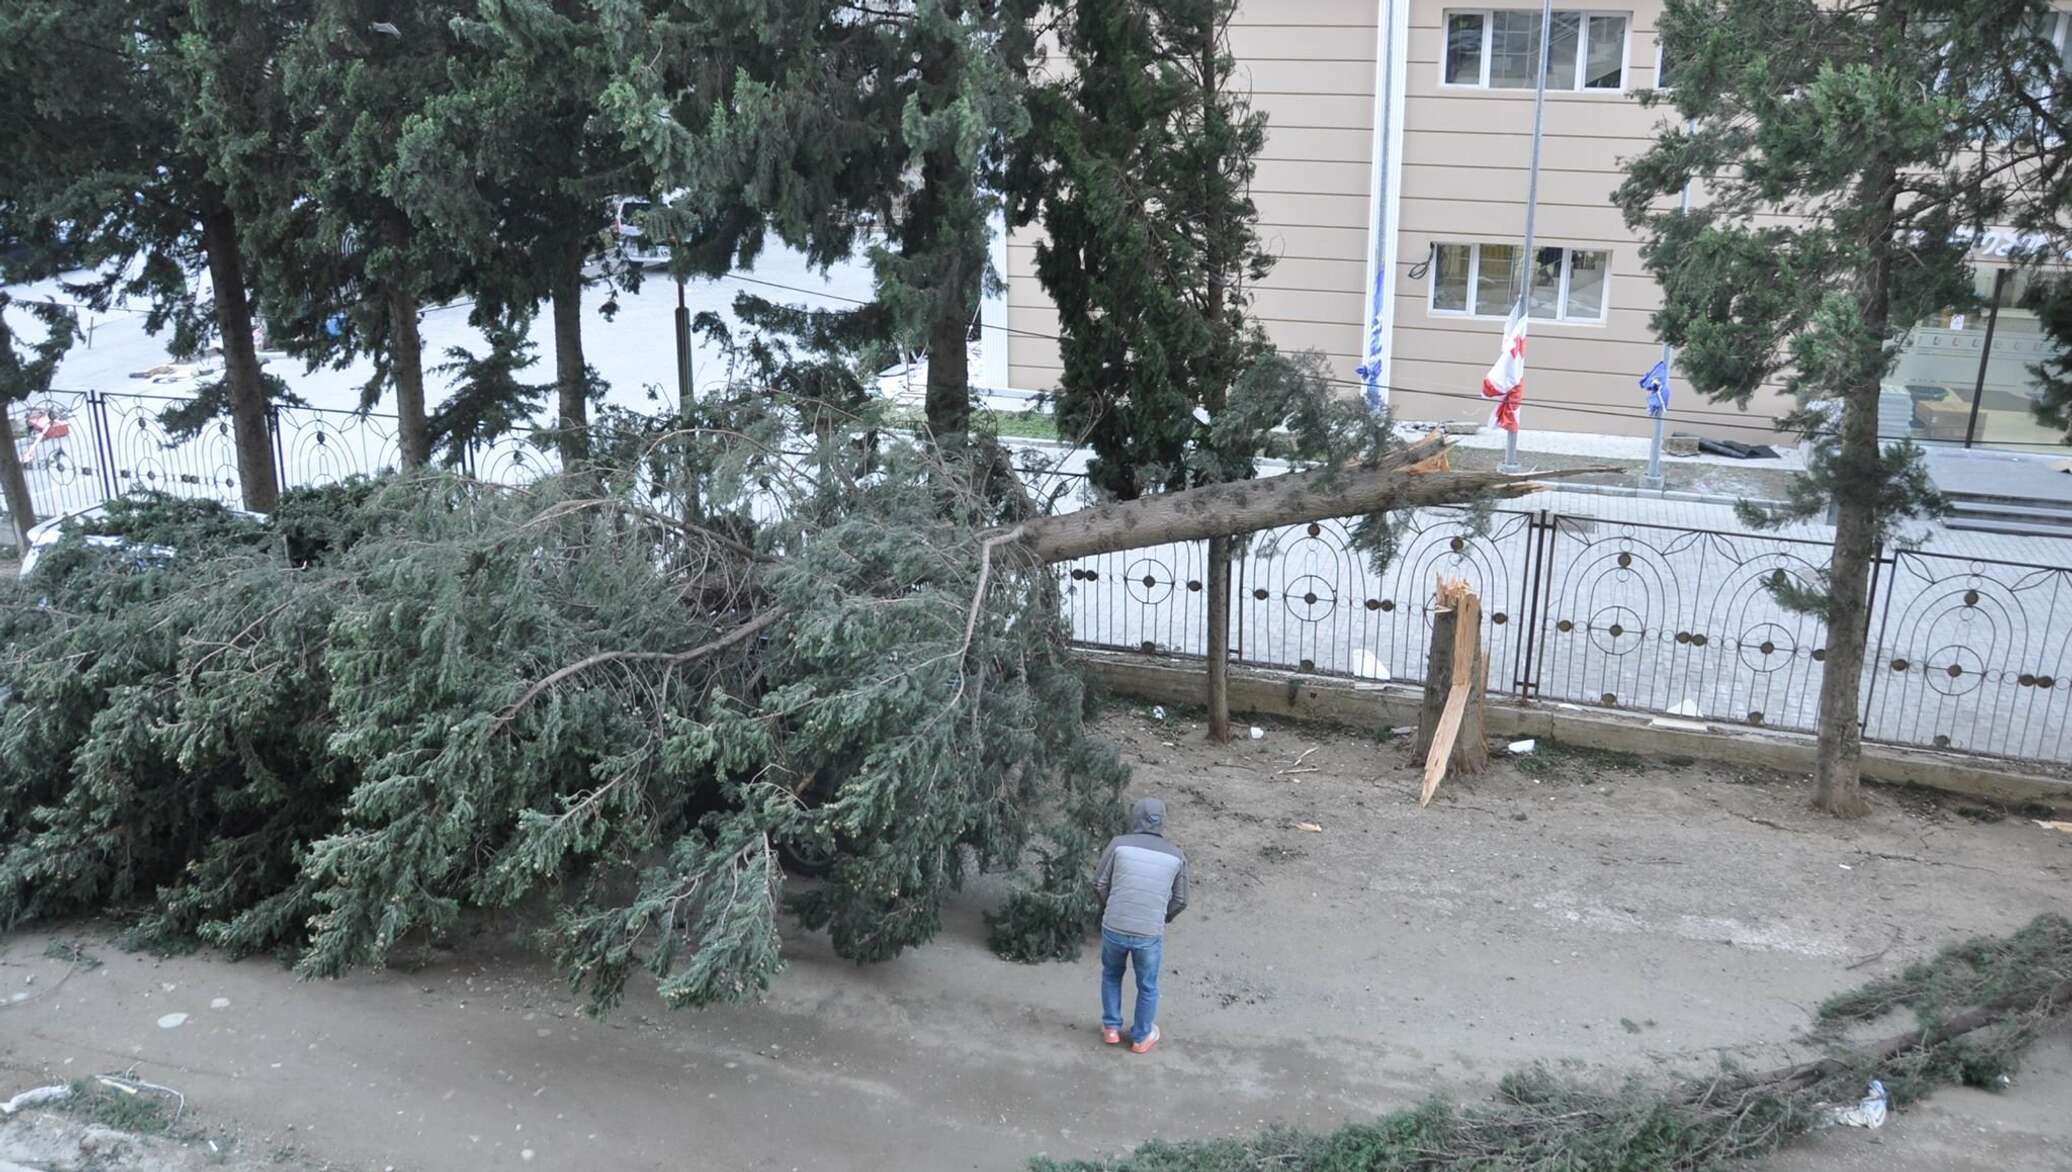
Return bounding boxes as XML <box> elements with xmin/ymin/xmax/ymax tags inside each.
<box><xmin>1058</xmin><ymin>504</ymin><xmax>2072</xmax><ymax>767</ymax></box>
<box><xmin>13</xmin><ymin>390</ymin><xmax>2072</xmax><ymax>766</ymax></box>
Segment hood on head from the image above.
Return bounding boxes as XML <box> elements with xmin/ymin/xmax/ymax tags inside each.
<box><xmin>1128</xmin><ymin>797</ymin><xmax>1166</xmax><ymax>836</ymax></box>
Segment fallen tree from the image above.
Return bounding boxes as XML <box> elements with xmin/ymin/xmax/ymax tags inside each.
<box><xmin>1036</xmin><ymin>913</ymin><xmax>2072</xmax><ymax>1171</ymax></box>
<box><xmin>0</xmin><ymin>386</ymin><xmax>1602</xmax><ymax>1010</ymax></box>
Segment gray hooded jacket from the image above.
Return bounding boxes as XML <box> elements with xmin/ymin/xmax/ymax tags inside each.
<box><xmin>1093</xmin><ymin>798</ymin><xmax>1189</xmax><ymax>939</ymax></box>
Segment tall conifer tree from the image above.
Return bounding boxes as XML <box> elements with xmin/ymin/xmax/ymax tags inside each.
<box><xmin>1617</xmin><ymin>0</ymin><xmax>2061</xmax><ymax>814</ymax></box>
<box><xmin>1023</xmin><ymin>0</ymin><xmax>1275</xmax><ymax>740</ymax></box>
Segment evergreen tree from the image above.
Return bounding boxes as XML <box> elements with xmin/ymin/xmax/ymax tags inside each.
<box><xmin>0</xmin><ymin>0</ymin><xmax>288</xmax><ymax>511</ymax></box>
<box><xmin>0</xmin><ymin>294</ymin><xmax>77</xmax><ymax>551</ymax></box>
<box><xmin>426</xmin><ymin>319</ymin><xmax>552</xmax><ymax>465</ymax></box>
<box><xmin>1022</xmin><ymin>0</ymin><xmax>1278</xmax><ymax>740</ymax></box>
<box><xmin>0</xmin><ymin>389</ymin><xmax>1560</xmax><ymax>1003</ymax></box>
<box><xmin>394</xmin><ymin>0</ymin><xmax>647</xmax><ymax>467</ymax></box>
<box><xmin>255</xmin><ymin>0</ymin><xmax>486</xmax><ymax>468</ymax></box>
<box><xmin>1615</xmin><ymin>0</ymin><xmax>2059</xmax><ymax>814</ymax></box>
<box><xmin>594</xmin><ymin>0</ymin><xmax>1038</xmax><ymax>449</ymax></box>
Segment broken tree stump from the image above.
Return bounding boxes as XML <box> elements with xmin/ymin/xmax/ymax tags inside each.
<box><xmin>1414</xmin><ymin>576</ymin><xmax>1488</xmax><ymax>806</ymax></box>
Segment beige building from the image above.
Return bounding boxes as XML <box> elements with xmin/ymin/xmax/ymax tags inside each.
<box><xmin>993</xmin><ymin>1</ymin><xmax>2053</xmax><ymax>448</ymax></box>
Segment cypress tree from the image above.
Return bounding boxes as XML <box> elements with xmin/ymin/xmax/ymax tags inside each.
<box><xmin>594</xmin><ymin>0</ymin><xmax>1039</xmax><ymax>449</ymax></box>
<box><xmin>395</xmin><ymin>0</ymin><xmax>647</xmax><ymax>467</ymax></box>
<box><xmin>0</xmin><ymin>294</ymin><xmax>77</xmax><ymax>551</ymax></box>
<box><xmin>1023</xmin><ymin>0</ymin><xmax>1278</xmax><ymax>740</ymax></box>
<box><xmin>1616</xmin><ymin>0</ymin><xmax>2059</xmax><ymax>815</ymax></box>
<box><xmin>0</xmin><ymin>0</ymin><xmax>287</xmax><ymax>511</ymax></box>
<box><xmin>256</xmin><ymin>0</ymin><xmax>488</xmax><ymax>469</ymax></box>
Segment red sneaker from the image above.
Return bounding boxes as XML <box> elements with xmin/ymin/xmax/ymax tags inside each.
<box><xmin>1102</xmin><ymin>1026</ymin><xmax>1122</xmax><ymax>1045</ymax></box>
<box><xmin>1129</xmin><ymin>1025</ymin><xmax>1161</xmax><ymax>1054</ymax></box>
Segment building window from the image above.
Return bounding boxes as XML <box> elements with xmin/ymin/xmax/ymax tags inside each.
<box><xmin>1429</xmin><ymin>242</ymin><xmax>1611</xmax><ymax>323</ymax></box>
<box><xmin>1655</xmin><ymin>37</ymin><xmax>1678</xmax><ymax>89</ymax></box>
<box><xmin>1443</xmin><ymin>10</ymin><xmax>1630</xmax><ymax>90</ymax></box>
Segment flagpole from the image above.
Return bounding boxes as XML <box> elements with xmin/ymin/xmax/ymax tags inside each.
<box><xmin>1501</xmin><ymin>0</ymin><xmax>1555</xmax><ymax>475</ymax></box>
<box><xmin>1642</xmin><ymin>120</ymin><xmax>1694</xmax><ymax>492</ymax></box>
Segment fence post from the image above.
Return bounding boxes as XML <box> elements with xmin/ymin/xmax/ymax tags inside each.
<box><xmin>1858</xmin><ymin>542</ymin><xmax>1894</xmax><ymax>732</ymax></box>
<box><xmin>1513</xmin><ymin>509</ymin><xmax>1553</xmax><ymax>698</ymax></box>
<box><xmin>268</xmin><ymin>404</ymin><xmax>288</xmax><ymax>496</ymax></box>
<box><xmin>87</xmin><ymin>391</ymin><xmax>119</xmax><ymax>506</ymax></box>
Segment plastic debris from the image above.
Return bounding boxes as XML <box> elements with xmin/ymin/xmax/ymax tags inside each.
<box><xmin>1</xmin><ymin>1084</ymin><xmax>71</xmax><ymax>1115</ymax></box>
<box><xmin>1507</xmin><ymin>739</ymin><xmax>1536</xmax><ymax>754</ymax></box>
<box><xmin>2034</xmin><ymin>819</ymin><xmax>2072</xmax><ymax>834</ymax></box>
<box><xmin>96</xmin><ymin>1069</ymin><xmax>186</xmax><ymax>1127</ymax></box>
<box><xmin>157</xmin><ymin>1012</ymin><xmax>188</xmax><ymax>1029</ymax></box>
<box><xmin>1151</xmin><ymin>706</ymin><xmax>1167</xmax><ymax>721</ymax></box>
<box><xmin>1825</xmin><ymin>1079</ymin><xmax>1887</xmax><ymax>1128</ymax></box>
<box><xmin>1352</xmin><ymin>650</ymin><xmax>1392</xmax><ymax>681</ymax></box>
<box><xmin>1249</xmin><ymin>726</ymin><xmax>1264</xmax><ymax>740</ymax></box>
<box><xmin>1292</xmin><ymin>822</ymin><xmax>1324</xmax><ymax>833</ymax></box>
<box><xmin>1667</xmin><ymin>698</ymin><xmax>1700</xmax><ymax>717</ymax></box>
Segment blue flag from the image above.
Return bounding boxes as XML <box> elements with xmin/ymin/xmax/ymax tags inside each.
<box><xmin>1639</xmin><ymin>360</ymin><xmax>1670</xmax><ymax>417</ymax></box>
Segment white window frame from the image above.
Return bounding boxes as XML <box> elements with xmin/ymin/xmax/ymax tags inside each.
<box><xmin>1441</xmin><ymin>9</ymin><xmax>1634</xmax><ymax>94</ymax></box>
<box><xmin>1427</xmin><ymin>241</ymin><xmax>1612</xmax><ymax>325</ymax></box>
<box><xmin>1653</xmin><ymin>34</ymin><xmax>1671</xmax><ymax>90</ymax></box>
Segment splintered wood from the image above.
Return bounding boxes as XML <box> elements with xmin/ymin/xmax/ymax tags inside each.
<box><xmin>1417</xmin><ymin>576</ymin><xmax>1489</xmax><ymax>807</ymax></box>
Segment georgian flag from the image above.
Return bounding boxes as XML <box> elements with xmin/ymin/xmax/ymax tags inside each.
<box><xmin>1480</xmin><ymin>301</ymin><xmax>1528</xmax><ymax>433</ymax></box>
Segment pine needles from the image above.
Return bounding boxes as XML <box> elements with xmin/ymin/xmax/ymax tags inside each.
<box><xmin>0</xmin><ymin>400</ymin><xmax>1126</xmax><ymax>1011</ymax></box>
<box><xmin>1036</xmin><ymin>915</ymin><xmax>2072</xmax><ymax>1171</ymax></box>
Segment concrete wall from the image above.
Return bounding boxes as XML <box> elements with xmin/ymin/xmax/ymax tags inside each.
<box><xmin>1081</xmin><ymin>649</ymin><xmax>2072</xmax><ymax>808</ymax></box>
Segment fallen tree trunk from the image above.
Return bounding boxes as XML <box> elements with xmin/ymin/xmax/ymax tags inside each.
<box><xmin>1012</xmin><ymin>435</ymin><xmax>1613</xmax><ymax>564</ymax></box>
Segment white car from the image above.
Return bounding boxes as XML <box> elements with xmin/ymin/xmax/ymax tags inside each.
<box><xmin>608</xmin><ymin>197</ymin><xmax>671</xmax><ymax>270</ymax></box>
<box><xmin>15</xmin><ymin>504</ymin><xmax>237</xmax><ymax>580</ymax></box>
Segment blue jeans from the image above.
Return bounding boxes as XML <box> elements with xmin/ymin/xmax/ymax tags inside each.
<box><xmin>1100</xmin><ymin>926</ymin><xmax>1162</xmax><ymax>1043</ymax></box>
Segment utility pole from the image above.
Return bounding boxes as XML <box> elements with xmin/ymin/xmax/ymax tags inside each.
<box><xmin>1500</xmin><ymin>0</ymin><xmax>1555</xmax><ymax>475</ymax></box>
<box><xmin>1642</xmin><ymin>124</ymin><xmax>1694</xmax><ymax>492</ymax></box>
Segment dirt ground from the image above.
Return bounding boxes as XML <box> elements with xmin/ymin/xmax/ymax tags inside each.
<box><xmin>3</xmin><ymin>711</ymin><xmax>2069</xmax><ymax>1171</ymax></box>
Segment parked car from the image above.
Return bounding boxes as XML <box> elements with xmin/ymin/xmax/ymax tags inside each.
<box><xmin>16</xmin><ymin>502</ymin><xmax>264</xmax><ymax>581</ymax></box>
<box><xmin>607</xmin><ymin>197</ymin><xmax>671</xmax><ymax>270</ymax></box>
<box><xmin>17</xmin><ymin>506</ymin><xmax>177</xmax><ymax>581</ymax></box>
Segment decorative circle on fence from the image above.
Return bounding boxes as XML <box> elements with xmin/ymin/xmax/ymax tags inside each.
<box><xmin>1124</xmin><ymin>558</ymin><xmax>1173</xmax><ymax>605</ymax></box>
<box><xmin>1924</xmin><ymin>644</ymin><xmax>1986</xmax><ymax>697</ymax></box>
<box><xmin>1736</xmin><ymin>622</ymin><xmax>1797</xmax><ymax>673</ymax></box>
<box><xmin>1281</xmin><ymin>574</ymin><xmax>1337</xmax><ymax>622</ymax></box>
<box><xmin>1587</xmin><ymin>606</ymin><xmax>1645</xmax><ymax>655</ymax></box>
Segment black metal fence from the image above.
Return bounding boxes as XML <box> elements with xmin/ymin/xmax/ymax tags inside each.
<box><xmin>9</xmin><ymin>390</ymin><xmax>558</xmax><ymax>523</ymax></box>
<box><xmin>14</xmin><ymin>391</ymin><xmax>2072</xmax><ymax>766</ymax></box>
<box><xmin>1059</xmin><ymin>506</ymin><xmax>2072</xmax><ymax>768</ymax></box>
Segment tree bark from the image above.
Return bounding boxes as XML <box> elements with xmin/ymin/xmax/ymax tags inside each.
<box><xmin>1205</xmin><ymin>534</ymin><xmax>1232</xmax><ymax>741</ymax></box>
<box><xmin>382</xmin><ymin>213</ymin><xmax>430</xmax><ymax>469</ymax></box>
<box><xmin>910</xmin><ymin>0</ymin><xmax>975</xmax><ymax>450</ymax></box>
<box><xmin>1013</xmin><ymin>436</ymin><xmax>1610</xmax><ymax>565</ymax></box>
<box><xmin>0</xmin><ymin>406</ymin><xmax>36</xmax><ymax>554</ymax></box>
<box><xmin>387</xmin><ymin>284</ymin><xmax>429</xmax><ymax>469</ymax></box>
<box><xmin>200</xmin><ymin>203</ymin><xmax>280</xmax><ymax>514</ymax></box>
<box><xmin>550</xmin><ymin>237</ymin><xmax>590</xmax><ymax>467</ymax></box>
<box><xmin>1198</xmin><ymin>14</ymin><xmax>1236</xmax><ymax>744</ymax></box>
<box><xmin>1811</xmin><ymin>166</ymin><xmax>1900</xmax><ymax>820</ymax></box>
<box><xmin>919</xmin><ymin>162</ymin><xmax>974</xmax><ymax>449</ymax></box>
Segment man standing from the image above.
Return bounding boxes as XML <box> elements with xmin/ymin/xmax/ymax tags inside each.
<box><xmin>1093</xmin><ymin>797</ymin><xmax>1189</xmax><ymax>1053</ymax></box>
